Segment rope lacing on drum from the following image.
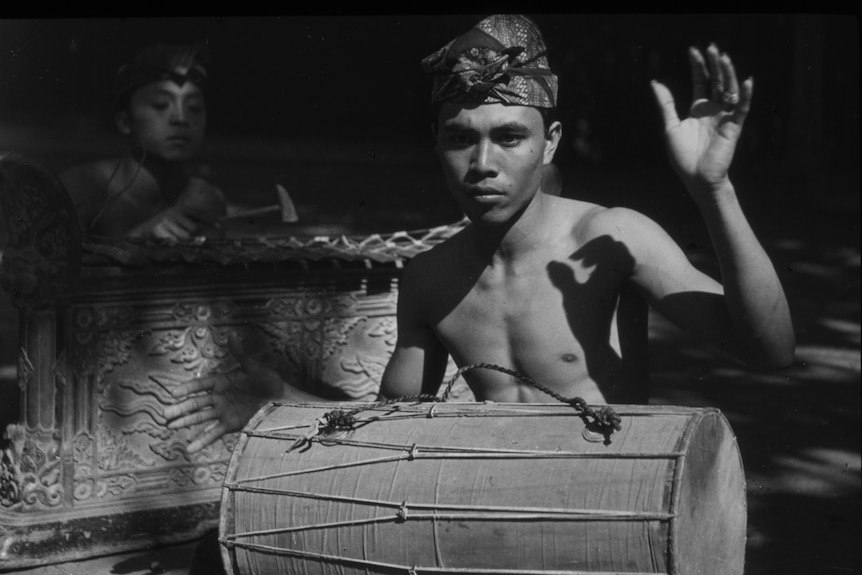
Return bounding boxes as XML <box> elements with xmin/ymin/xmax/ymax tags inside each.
<box><xmin>396</xmin><ymin>501</ymin><xmax>409</xmax><ymax>522</ymax></box>
<box><xmin>322</xmin><ymin>393</ymin><xmax>439</xmax><ymax>429</ymax></box>
<box><xmin>287</xmin><ymin>394</ymin><xmax>440</xmax><ymax>452</ymax></box>
<box><xmin>293</xmin><ymin>363</ymin><xmax>621</xmax><ymax>452</ymax></box>
<box><xmin>445</xmin><ymin>363</ymin><xmax>622</xmax><ymax>442</ymax></box>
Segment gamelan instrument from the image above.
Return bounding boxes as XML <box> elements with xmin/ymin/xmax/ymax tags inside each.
<box><xmin>219</xmin><ymin>399</ymin><xmax>746</xmax><ymax>574</ymax></box>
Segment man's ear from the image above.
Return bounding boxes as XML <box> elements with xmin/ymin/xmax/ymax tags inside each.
<box><xmin>114</xmin><ymin>110</ymin><xmax>131</xmax><ymax>135</ymax></box>
<box><xmin>543</xmin><ymin>120</ymin><xmax>562</xmax><ymax>165</ymax></box>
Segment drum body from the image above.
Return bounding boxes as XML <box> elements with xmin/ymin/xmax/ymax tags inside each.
<box><xmin>220</xmin><ymin>402</ymin><xmax>746</xmax><ymax>574</ymax></box>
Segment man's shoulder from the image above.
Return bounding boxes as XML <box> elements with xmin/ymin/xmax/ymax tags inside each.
<box><xmin>571</xmin><ymin>202</ymin><xmax>656</xmax><ymax>239</ymax></box>
<box><xmin>543</xmin><ymin>196</ymin><xmax>635</xmax><ymax>237</ymax></box>
<box><xmin>403</xmin><ymin>223</ymin><xmax>468</xmax><ymax>275</ymax></box>
<box><xmin>570</xmin><ymin>202</ymin><xmax>680</xmax><ymax>269</ymax></box>
<box><xmin>412</xmin><ymin>228</ymin><xmax>463</xmax><ymax>264</ymax></box>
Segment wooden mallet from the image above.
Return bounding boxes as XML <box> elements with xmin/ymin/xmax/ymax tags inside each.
<box><xmin>220</xmin><ymin>185</ymin><xmax>299</xmax><ymax>223</ymax></box>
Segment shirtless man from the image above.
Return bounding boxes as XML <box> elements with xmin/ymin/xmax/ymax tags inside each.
<box><xmin>164</xmin><ymin>14</ymin><xmax>794</xmax><ymax>454</ymax></box>
<box><xmin>60</xmin><ymin>44</ymin><xmax>226</xmax><ymax>240</ymax></box>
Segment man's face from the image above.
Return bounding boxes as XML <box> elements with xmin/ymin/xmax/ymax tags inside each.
<box><xmin>435</xmin><ymin>102</ymin><xmax>558</xmax><ymax>226</ymax></box>
<box><xmin>117</xmin><ymin>79</ymin><xmax>206</xmax><ymax>163</ymax></box>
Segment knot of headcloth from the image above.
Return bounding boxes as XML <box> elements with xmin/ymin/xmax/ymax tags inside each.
<box><xmin>113</xmin><ymin>44</ymin><xmax>209</xmax><ymax>106</ymax></box>
<box><xmin>422</xmin><ymin>15</ymin><xmax>557</xmax><ymax>109</ymax></box>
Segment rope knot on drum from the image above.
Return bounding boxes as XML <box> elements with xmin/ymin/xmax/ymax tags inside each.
<box><xmin>306</xmin><ymin>363</ymin><xmax>623</xmax><ymax>449</ymax></box>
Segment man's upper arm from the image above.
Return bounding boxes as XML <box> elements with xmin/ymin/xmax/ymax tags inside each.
<box><xmin>378</xmin><ymin>255</ymin><xmax>449</xmax><ymax>400</ymax></box>
<box><xmin>600</xmin><ymin>208</ymin><xmax>733</xmax><ymax>350</ymax></box>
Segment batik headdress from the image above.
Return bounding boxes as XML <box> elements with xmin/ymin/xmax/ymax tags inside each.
<box><xmin>422</xmin><ymin>14</ymin><xmax>557</xmax><ymax>108</ymax></box>
<box><xmin>113</xmin><ymin>44</ymin><xmax>209</xmax><ymax>106</ymax></box>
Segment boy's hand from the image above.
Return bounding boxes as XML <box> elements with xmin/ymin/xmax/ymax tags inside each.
<box><xmin>146</xmin><ymin>208</ymin><xmax>198</xmax><ymax>241</ymax></box>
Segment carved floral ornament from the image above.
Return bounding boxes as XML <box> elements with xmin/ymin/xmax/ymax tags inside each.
<box><xmin>0</xmin><ymin>153</ymin><xmax>81</xmax><ymax>311</ymax></box>
<box><xmin>1</xmin><ymin>426</ymin><xmax>62</xmax><ymax>510</ymax></box>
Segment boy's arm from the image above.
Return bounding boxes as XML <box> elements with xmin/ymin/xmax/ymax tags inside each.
<box><xmin>642</xmin><ymin>44</ymin><xmax>794</xmax><ymax>368</ymax></box>
<box><xmin>132</xmin><ymin>179</ymin><xmax>227</xmax><ymax>240</ymax></box>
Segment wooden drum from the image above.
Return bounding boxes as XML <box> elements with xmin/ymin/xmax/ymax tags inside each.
<box><xmin>219</xmin><ymin>401</ymin><xmax>746</xmax><ymax>574</ymax></box>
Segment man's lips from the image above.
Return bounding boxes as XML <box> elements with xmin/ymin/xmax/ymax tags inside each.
<box><xmin>464</xmin><ymin>187</ymin><xmax>504</xmax><ymax>198</ymax></box>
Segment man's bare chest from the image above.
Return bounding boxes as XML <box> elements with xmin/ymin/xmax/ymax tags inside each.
<box><xmin>434</xmin><ymin>257</ymin><xmax>621</xmax><ymax>347</ymax></box>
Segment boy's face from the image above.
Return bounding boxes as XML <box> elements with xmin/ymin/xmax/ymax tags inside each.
<box><xmin>434</xmin><ymin>102</ymin><xmax>560</xmax><ymax>226</ymax></box>
<box><xmin>116</xmin><ymin>80</ymin><xmax>206</xmax><ymax>163</ymax></box>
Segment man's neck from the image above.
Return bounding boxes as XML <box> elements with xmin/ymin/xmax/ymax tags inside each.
<box><xmin>469</xmin><ymin>192</ymin><xmax>555</xmax><ymax>265</ymax></box>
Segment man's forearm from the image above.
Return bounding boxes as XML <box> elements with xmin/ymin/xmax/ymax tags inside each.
<box><xmin>695</xmin><ymin>181</ymin><xmax>795</xmax><ymax>367</ymax></box>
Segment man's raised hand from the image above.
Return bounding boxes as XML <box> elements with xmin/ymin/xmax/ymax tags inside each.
<box><xmin>650</xmin><ymin>43</ymin><xmax>753</xmax><ymax>194</ymax></box>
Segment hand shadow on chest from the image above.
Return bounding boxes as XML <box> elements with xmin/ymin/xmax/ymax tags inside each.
<box><xmin>546</xmin><ymin>234</ymin><xmax>640</xmax><ymax>401</ymax></box>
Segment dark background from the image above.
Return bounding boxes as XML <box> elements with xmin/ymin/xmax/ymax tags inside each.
<box><xmin>1</xmin><ymin>14</ymin><xmax>859</xmax><ymax>575</ymax></box>
<box><xmin>1</xmin><ymin>14</ymin><xmax>858</xmax><ymax>231</ymax></box>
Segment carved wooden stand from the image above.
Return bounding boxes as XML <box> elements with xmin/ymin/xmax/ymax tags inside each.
<box><xmin>0</xmin><ymin>153</ymin><xmax>470</xmax><ymax>570</ymax></box>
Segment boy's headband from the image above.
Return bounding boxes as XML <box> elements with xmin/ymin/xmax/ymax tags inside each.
<box><xmin>113</xmin><ymin>44</ymin><xmax>209</xmax><ymax>104</ymax></box>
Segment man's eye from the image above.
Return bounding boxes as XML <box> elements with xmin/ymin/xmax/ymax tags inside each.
<box><xmin>448</xmin><ymin>133</ymin><xmax>473</xmax><ymax>146</ymax></box>
<box><xmin>151</xmin><ymin>102</ymin><xmax>170</xmax><ymax>111</ymax></box>
<box><xmin>497</xmin><ymin>133</ymin><xmax>524</xmax><ymax>146</ymax></box>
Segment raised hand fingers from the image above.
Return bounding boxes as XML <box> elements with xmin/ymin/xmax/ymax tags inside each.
<box><xmin>731</xmin><ymin>76</ymin><xmax>754</xmax><ymax>126</ymax></box>
<box><xmin>706</xmin><ymin>43</ymin><xmax>725</xmax><ymax>101</ymax></box>
<box><xmin>719</xmin><ymin>52</ymin><xmax>740</xmax><ymax>105</ymax></box>
<box><xmin>690</xmin><ymin>43</ymin><xmax>750</xmax><ymax>116</ymax></box>
<box><xmin>688</xmin><ymin>46</ymin><xmax>710</xmax><ymax>103</ymax></box>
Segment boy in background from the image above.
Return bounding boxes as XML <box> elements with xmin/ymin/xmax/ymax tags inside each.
<box><xmin>60</xmin><ymin>44</ymin><xmax>226</xmax><ymax>240</ymax></box>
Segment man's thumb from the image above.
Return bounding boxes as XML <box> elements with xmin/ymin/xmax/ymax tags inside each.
<box><xmin>650</xmin><ymin>80</ymin><xmax>680</xmax><ymax>130</ymax></box>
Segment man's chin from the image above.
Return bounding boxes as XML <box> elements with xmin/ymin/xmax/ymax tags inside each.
<box><xmin>465</xmin><ymin>210</ymin><xmax>511</xmax><ymax>228</ymax></box>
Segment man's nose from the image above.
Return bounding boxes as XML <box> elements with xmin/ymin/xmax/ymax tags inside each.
<box><xmin>470</xmin><ymin>140</ymin><xmax>496</xmax><ymax>176</ymax></box>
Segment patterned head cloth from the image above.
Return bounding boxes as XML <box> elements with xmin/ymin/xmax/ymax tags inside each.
<box><xmin>113</xmin><ymin>44</ymin><xmax>209</xmax><ymax>106</ymax></box>
<box><xmin>422</xmin><ymin>14</ymin><xmax>557</xmax><ymax>108</ymax></box>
